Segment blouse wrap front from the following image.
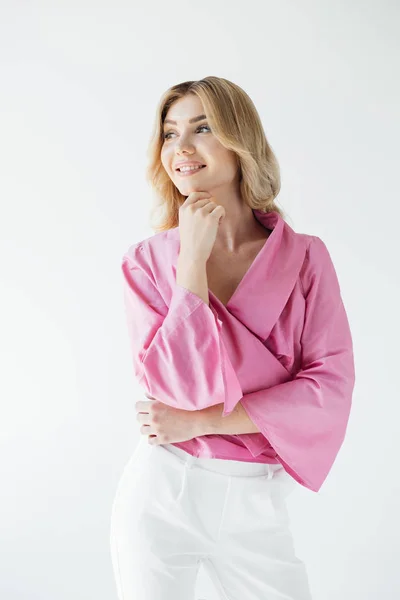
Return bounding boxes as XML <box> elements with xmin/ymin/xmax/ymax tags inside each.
<box><xmin>121</xmin><ymin>210</ymin><xmax>355</xmax><ymax>493</ymax></box>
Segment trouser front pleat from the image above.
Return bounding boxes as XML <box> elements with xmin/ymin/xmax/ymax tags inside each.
<box><xmin>110</xmin><ymin>436</ymin><xmax>313</xmax><ymax>600</ymax></box>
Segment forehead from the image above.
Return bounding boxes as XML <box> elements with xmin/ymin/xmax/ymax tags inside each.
<box><xmin>164</xmin><ymin>94</ymin><xmax>205</xmax><ymax>122</ymax></box>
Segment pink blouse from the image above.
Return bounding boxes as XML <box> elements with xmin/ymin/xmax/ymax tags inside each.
<box><xmin>121</xmin><ymin>210</ymin><xmax>355</xmax><ymax>492</ymax></box>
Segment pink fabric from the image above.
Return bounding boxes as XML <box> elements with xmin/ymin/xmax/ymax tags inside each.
<box><xmin>121</xmin><ymin>210</ymin><xmax>355</xmax><ymax>492</ymax></box>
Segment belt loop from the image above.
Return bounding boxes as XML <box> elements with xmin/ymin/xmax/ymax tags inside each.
<box><xmin>176</xmin><ymin>461</ymin><xmax>189</xmax><ymax>503</ymax></box>
<box><xmin>266</xmin><ymin>465</ymin><xmax>273</xmax><ymax>480</ymax></box>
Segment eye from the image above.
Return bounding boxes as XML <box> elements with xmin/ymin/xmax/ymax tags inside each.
<box><xmin>163</xmin><ymin>124</ymin><xmax>211</xmax><ymax>140</ymax></box>
<box><xmin>196</xmin><ymin>124</ymin><xmax>211</xmax><ymax>133</ymax></box>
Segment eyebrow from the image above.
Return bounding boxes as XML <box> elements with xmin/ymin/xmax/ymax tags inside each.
<box><xmin>163</xmin><ymin>114</ymin><xmax>207</xmax><ymax>126</ymax></box>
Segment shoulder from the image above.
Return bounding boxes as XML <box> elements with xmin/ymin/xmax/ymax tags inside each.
<box><xmin>122</xmin><ymin>227</ymin><xmax>179</xmax><ymax>285</ymax></box>
<box><xmin>284</xmin><ymin>218</ymin><xmax>327</xmax><ymax>258</ymax></box>
<box><xmin>303</xmin><ymin>234</ymin><xmax>337</xmax><ymax>271</ymax></box>
<box><xmin>124</xmin><ymin>227</ymin><xmax>177</xmax><ymax>260</ymax></box>
<box><xmin>298</xmin><ymin>234</ymin><xmax>341</xmax><ymax>295</ymax></box>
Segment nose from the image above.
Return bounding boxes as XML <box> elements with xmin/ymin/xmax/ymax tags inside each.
<box><xmin>175</xmin><ymin>133</ymin><xmax>195</xmax><ymax>155</ymax></box>
<box><xmin>176</xmin><ymin>144</ymin><xmax>194</xmax><ymax>155</ymax></box>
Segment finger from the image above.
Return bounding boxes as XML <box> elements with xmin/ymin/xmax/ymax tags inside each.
<box><xmin>183</xmin><ymin>191</ymin><xmax>211</xmax><ymax>206</ymax></box>
<box><xmin>140</xmin><ymin>424</ymin><xmax>154</xmax><ymax>435</ymax></box>
<box><xmin>136</xmin><ymin>412</ymin><xmax>150</xmax><ymax>424</ymax></box>
<box><xmin>135</xmin><ymin>400</ymin><xmax>151</xmax><ymax>412</ymax></box>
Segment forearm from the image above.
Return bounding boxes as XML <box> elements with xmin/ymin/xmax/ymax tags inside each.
<box><xmin>197</xmin><ymin>400</ymin><xmax>261</xmax><ymax>435</ymax></box>
<box><xmin>176</xmin><ymin>254</ymin><xmax>209</xmax><ymax>306</ymax></box>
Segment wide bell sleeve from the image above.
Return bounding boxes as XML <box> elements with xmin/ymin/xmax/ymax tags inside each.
<box><xmin>239</xmin><ymin>235</ymin><xmax>356</xmax><ymax>493</ymax></box>
<box><xmin>121</xmin><ymin>244</ymin><xmax>243</xmax><ymax>411</ymax></box>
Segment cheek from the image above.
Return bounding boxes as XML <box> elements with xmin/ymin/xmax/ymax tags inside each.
<box><xmin>160</xmin><ymin>149</ymin><xmax>171</xmax><ymax>171</ymax></box>
<box><xmin>212</xmin><ymin>151</ymin><xmax>238</xmax><ymax>176</ymax></box>
<box><xmin>163</xmin><ymin>142</ymin><xmax>177</xmax><ymax>157</ymax></box>
<box><xmin>210</xmin><ymin>144</ymin><xmax>235</xmax><ymax>165</ymax></box>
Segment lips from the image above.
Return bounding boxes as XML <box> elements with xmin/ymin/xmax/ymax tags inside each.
<box><xmin>174</xmin><ymin>162</ymin><xmax>206</xmax><ymax>171</ymax></box>
<box><xmin>176</xmin><ymin>166</ymin><xmax>207</xmax><ymax>178</ymax></box>
<box><xmin>176</xmin><ymin>165</ymin><xmax>206</xmax><ymax>172</ymax></box>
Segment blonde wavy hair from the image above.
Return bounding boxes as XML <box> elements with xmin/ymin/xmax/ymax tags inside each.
<box><xmin>146</xmin><ymin>76</ymin><xmax>286</xmax><ymax>232</ymax></box>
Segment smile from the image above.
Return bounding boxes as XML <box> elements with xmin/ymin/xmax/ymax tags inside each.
<box><xmin>176</xmin><ymin>166</ymin><xmax>207</xmax><ymax>177</ymax></box>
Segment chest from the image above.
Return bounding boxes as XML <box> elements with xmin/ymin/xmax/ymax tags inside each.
<box><xmin>206</xmin><ymin>236</ymin><xmax>270</xmax><ymax>306</ymax></box>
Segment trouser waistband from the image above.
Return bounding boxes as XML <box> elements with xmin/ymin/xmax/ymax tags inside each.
<box><xmin>159</xmin><ymin>442</ymin><xmax>283</xmax><ymax>479</ymax></box>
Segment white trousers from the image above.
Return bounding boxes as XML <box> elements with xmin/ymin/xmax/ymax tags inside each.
<box><xmin>110</xmin><ymin>436</ymin><xmax>313</xmax><ymax>600</ymax></box>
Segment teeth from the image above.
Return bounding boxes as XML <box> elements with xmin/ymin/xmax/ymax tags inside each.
<box><xmin>179</xmin><ymin>165</ymin><xmax>203</xmax><ymax>172</ymax></box>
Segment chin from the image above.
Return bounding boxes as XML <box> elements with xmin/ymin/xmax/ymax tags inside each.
<box><xmin>178</xmin><ymin>185</ymin><xmax>203</xmax><ymax>194</ymax></box>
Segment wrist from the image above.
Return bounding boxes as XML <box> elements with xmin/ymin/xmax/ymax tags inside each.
<box><xmin>176</xmin><ymin>254</ymin><xmax>209</xmax><ymax>306</ymax></box>
<box><xmin>196</xmin><ymin>404</ymin><xmax>223</xmax><ymax>436</ymax></box>
<box><xmin>195</xmin><ymin>401</ymin><xmax>260</xmax><ymax>436</ymax></box>
<box><xmin>177</xmin><ymin>253</ymin><xmax>206</xmax><ymax>269</ymax></box>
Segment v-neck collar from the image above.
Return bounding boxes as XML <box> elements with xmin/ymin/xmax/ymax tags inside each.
<box><xmin>168</xmin><ymin>209</ymin><xmax>308</xmax><ymax>341</ymax></box>
<box><xmin>207</xmin><ymin>209</ymin><xmax>282</xmax><ymax>309</ymax></box>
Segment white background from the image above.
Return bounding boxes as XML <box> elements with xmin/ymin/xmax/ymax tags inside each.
<box><xmin>1</xmin><ymin>1</ymin><xmax>399</xmax><ymax>599</ymax></box>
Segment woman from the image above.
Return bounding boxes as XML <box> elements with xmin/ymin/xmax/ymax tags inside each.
<box><xmin>110</xmin><ymin>76</ymin><xmax>355</xmax><ymax>600</ymax></box>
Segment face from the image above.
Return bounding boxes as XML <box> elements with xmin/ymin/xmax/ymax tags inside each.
<box><xmin>160</xmin><ymin>94</ymin><xmax>240</xmax><ymax>197</ymax></box>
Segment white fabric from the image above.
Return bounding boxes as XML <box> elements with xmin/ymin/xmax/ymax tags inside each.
<box><xmin>110</xmin><ymin>437</ymin><xmax>313</xmax><ymax>600</ymax></box>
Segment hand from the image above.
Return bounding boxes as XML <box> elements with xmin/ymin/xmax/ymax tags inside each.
<box><xmin>179</xmin><ymin>191</ymin><xmax>226</xmax><ymax>263</ymax></box>
<box><xmin>135</xmin><ymin>393</ymin><xmax>205</xmax><ymax>445</ymax></box>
